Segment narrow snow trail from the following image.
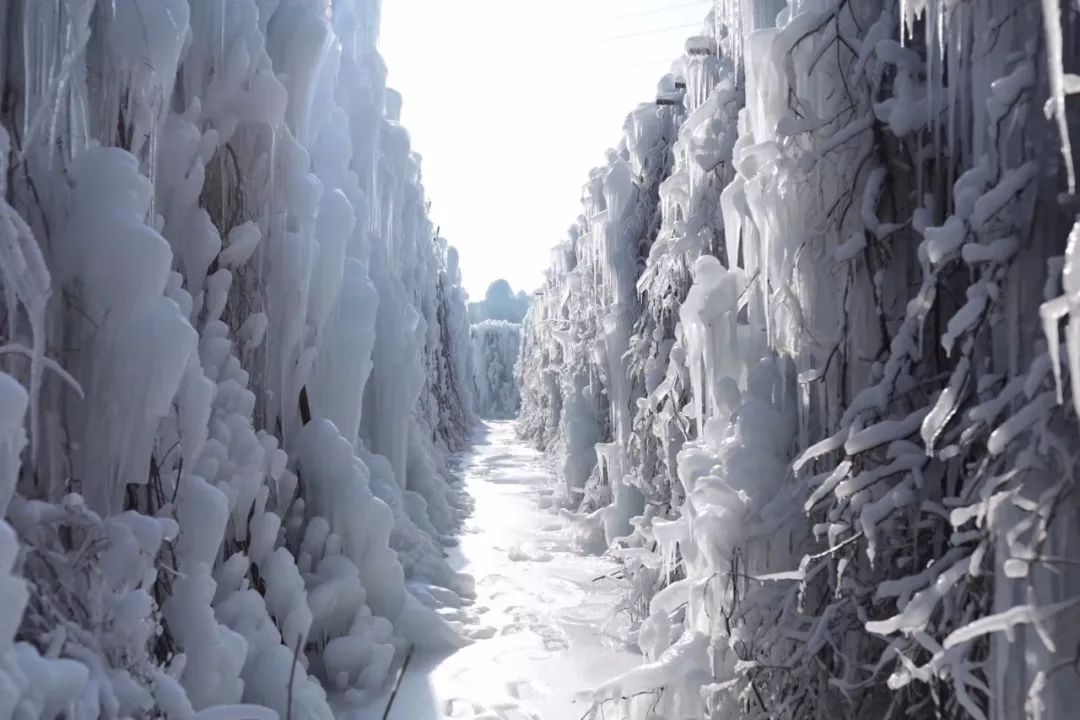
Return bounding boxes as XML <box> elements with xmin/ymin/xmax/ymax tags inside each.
<box><xmin>356</xmin><ymin>421</ymin><xmax>640</xmax><ymax>720</ymax></box>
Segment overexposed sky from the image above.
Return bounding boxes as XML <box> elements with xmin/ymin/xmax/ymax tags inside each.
<box><xmin>379</xmin><ymin>0</ymin><xmax>712</xmax><ymax>298</ymax></box>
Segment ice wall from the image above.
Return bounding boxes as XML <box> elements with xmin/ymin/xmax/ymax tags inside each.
<box><xmin>518</xmin><ymin>1</ymin><xmax>1080</xmax><ymax>718</ymax></box>
<box><xmin>470</xmin><ymin>319</ymin><xmax>521</xmax><ymax>419</ymax></box>
<box><xmin>0</xmin><ymin>0</ymin><xmax>476</xmax><ymax>717</ymax></box>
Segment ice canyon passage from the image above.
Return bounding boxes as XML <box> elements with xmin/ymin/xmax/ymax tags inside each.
<box><xmin>2</xmin><ymin>1</ymin><xmax>1080</xmax><ymax>720</ymax></box>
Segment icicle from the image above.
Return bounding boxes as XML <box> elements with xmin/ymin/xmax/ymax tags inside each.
<box><xmin>1042</xmin><ymin>0</ymin><xmax>1076</xmax><ymax>194</ymax></box>
<box><xmin>22</xmin><ymin>3</ymin><xmax>32</xmax><ymax>143</ymax></box>
<box><xmin>1043</xmin><ymin>221</ymin><xmax>1080</xmax><ymax>414</ymax></box>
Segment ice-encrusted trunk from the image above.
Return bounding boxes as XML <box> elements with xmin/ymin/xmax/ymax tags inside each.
<box><xmin>518</xmin><ymin>89</ymin><xmax>682</xmax><ymax>548</ymax></box>
<box><xmin>518</xmin><ymin>1</ymin><xmax>1080</xmax><ymax>718</ymax></box>
<box><xmin>0</xmin><ymin>0</ymin><xmax>476</xmax><ymax>716</ymax></box>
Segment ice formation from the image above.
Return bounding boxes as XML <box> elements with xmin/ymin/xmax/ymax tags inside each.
<box><xmin>518</xmin><ymin>1</ymin><xmax>1080</xmax><ymax>718</ymax></box>
<box><xmin>3</xmin><ymin>0</ymin><xmax>1080</xmax><ymax>718</ymax></box>
<box><xmin>0</xmin><ymin>1</ymin><xmax>477</xmax><ymax>717</ymax></box>
<box><xmin>471</xmin><ymin>320</ymin><xmax>521</xmax><ymax>420</ymax></box>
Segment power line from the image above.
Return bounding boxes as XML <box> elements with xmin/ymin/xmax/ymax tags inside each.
<box><xmin>607</xmin><ymin>0</ymin><xmax>714</xmax><ymax>23</ymax></box>
<box><xmin>559</xmin><ymin>21</ymin><xmax>705</xmax><ymax>49</ymax></box>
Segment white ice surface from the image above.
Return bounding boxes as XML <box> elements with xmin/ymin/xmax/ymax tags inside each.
<box><xmin>345</xmin><ymin>422</ymin><xmax>640</xmax><ymax>720</ymax></box>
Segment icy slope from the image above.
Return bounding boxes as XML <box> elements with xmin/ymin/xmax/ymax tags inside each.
<box><xmin>0</xmin><ymin>0</ymin><xmax>475</xmax><ymax>717</ymax></box>
<box><xmin>519</xmin><ymin>1</ymin><xmax>1080</xmax><ymax>718</ymax></box>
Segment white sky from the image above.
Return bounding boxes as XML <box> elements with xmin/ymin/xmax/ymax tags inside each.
<box><xmin>378</xmin><ymin>0</ymin><xmax>712</xmax><ymax>298</ymax></box>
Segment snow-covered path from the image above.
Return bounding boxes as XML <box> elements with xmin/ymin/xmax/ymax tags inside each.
<box><xmin>356</xmin><ymin>421</ymin><xmax>640</xmax><ymax>720</ymax></box>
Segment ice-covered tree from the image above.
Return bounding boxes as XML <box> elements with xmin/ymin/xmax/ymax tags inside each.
<box><xmin>468</xmin><ymin>278</ymin><xmax>532</xmax><ymax>324</ymax></box>
<box><xmin>471</xmin><ymin>320</ymin><xmax>521</xmax><ymax>419</ymax></box>
<box><xmin>0</xmin><ymin>0</ymin><xmax>476</xmax><ymax>716</ymax></box>
<box><xmin>519</xmin><ymin>1</ymin><xmax>1080</xmax><ymax>718</ymax></box>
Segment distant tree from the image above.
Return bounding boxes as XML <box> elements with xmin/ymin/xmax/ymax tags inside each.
<box><xmin>485</xmin><ymin>279</ymin><xmax>513</xmax><ymax>305</ymax></box>
<box><xmin>469</xmin><ymin>278</ymin><xmax>532</xmax><ymax>323</ymax></box>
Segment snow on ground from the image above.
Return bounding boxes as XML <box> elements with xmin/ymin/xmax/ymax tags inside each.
<box><xmin>348</xmin><ymin>422</ymin><xmax>640</xmax><ymax>720</ymax></box>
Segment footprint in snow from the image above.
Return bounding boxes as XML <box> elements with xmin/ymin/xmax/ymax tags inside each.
<box><xmin>529</xmin><ymin>620</ymin><xmax>569</xmax><ymax>652</ymax></box>
<box><xmin>542</xmin><ymin>635</ymin><xmax>569</xmax><ymax>652</ymax></box>
<box><xmin>443</xmin><ymin>698</ymin><xmax>484</xmax><ymax>717</ymax></box>
<box><xmin>501</xmin><ymin>608</ymin><xmax>570</xmax><ymax>652</ymax></box>
<box><xmin>488</xmin><ymin>703</ymin><xmax>542</xmax><ymax>720</ymax></box>
<box><xmin>458</xmin><ymin>702</ymin><xmax>542</xmax><ymax>720</ymax></box>
<box><xmin>507</xmin><ymin>545</ymin><xmax>553</xmax><ymax>562</ymax></box>
<box><xmin>506</xmin><ymin>678</ymin><xmax>546</xmax><ymax>700</ymax></box>
<box><xmin>466</xmin><ymin>625</ymin><xmax>497</xmax><ymax>640</ymax></box>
